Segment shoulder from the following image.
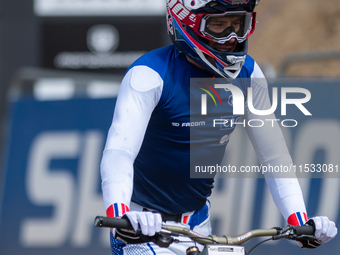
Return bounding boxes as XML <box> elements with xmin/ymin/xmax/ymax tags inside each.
<box><xmin>128</xmin><ymin>45</ymin><xmax>177</xmax><ymax>80</ymax></box>
<box><xmin>121</xmin><ymin>45</ymin><xmax>178</xmax><ymax>92</ymax></box>
<box><xmin>238</xmin><ymin>55</ymin><xmax>265</xmax><ymax>79</ymax></box>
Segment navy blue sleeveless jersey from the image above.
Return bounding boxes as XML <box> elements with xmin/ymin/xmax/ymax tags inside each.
<box><xmin>130</xmin><ymin>45</ymin><xmax>255</xmax><ymax>214</ymax></box>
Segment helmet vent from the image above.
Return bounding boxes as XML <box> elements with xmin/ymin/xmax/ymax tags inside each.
<box><xmin>209</xmin><ymin>2</ymin><xmax>218</xmax><ymax>7</ymax></box>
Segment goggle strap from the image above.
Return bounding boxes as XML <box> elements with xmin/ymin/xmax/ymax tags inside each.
<box><xmin>246</xmin><ymin>12</ymin><xmax>256</xmax><ymax>38</ymax></box>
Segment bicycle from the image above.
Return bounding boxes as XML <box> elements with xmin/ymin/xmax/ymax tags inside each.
<box><xmin>94</xmin><ymin>215</ymin><xmax>316</xmax><ymax>255</ymax></box>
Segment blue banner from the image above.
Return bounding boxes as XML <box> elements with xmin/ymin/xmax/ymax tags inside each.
<box><xmin>0</xmin><ymin>97</ymin><xmax>116</xmax><ymax>255</ymax></box>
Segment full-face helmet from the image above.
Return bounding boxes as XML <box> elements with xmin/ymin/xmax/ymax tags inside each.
<box><xmin>166</xmin><ymin>0</ymin><xmax>260</xmax><ymax>79</ymax></box>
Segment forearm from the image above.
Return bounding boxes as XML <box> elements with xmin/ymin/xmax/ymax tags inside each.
<box><xmin>265</xmin><ymin>177</ymin><xmax>307</xmax><ymax>223</ymax></box>
<box><xmin>100</xmin><ymin>65</ymin><xmax>163</xmax><ymax>217</ymax></box>
<box><xmin>246</xmin><ymin>63</ymin><xmax>307</xmax><ymax>224</ymax></box>
<box><xmin>100</xmin><ymin>148</ymin><xmax>134</xmax><ymax>215</ymax></box>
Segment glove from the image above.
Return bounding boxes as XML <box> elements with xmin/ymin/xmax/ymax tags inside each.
<box><xmin>124</xmin><ymin>211</ymin><xmax>162</xmax><ymax>236</ymax></box>
<box><xmin>297</xmin><ymin>217</ymin><xmax>337</xmax><ymax>249</ymax></box>
<box><xmin>312</xmin><ymin>216</ymin><xmax>337</xmax><ymax>243</ymax></box>
<box><xmin>115</xmin><ymin>211</ymin><xmax>162</xmax><ymax>244</ymax></box>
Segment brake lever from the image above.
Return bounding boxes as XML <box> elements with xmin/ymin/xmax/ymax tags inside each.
<box><xmin>272</xmin><ymin>225</ymin><xmax>317</xmax><ymax>243</ymax></box>
<box><xmin>293</xmin><ymin>234</ymin><xmax>318</xmax><ymax>243</ymax></box>
<box><xmin>120</xmin><ymin>229</ymin><xmax>174</xmax><ymax>248</ymax></box>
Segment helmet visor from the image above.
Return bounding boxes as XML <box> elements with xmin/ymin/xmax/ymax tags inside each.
<box><xmin>200</xmin><ymin>11</ymin><xmax>254</xmax><ymax>43</ymax></box>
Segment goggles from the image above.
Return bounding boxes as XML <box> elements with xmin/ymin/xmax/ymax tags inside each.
<box><xmin>167</xmin><ymin>0</ymin><xmax>256</xmax><ymax>44</ymax></box>
<box><xmin>197</xmin><ymin>11</ymin><xmax>255</xmax><ymax>43</ymax></box>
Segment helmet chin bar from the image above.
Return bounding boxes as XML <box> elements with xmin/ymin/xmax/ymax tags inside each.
<box><xmin>223</xmin><ymin>61</ymin><xmax>244</xmax><ymax>80</ymax></box>
<box><xmin>195</xmin><ymin>48</ymin><xmax>244</xmax><ymax>80</ymax></box>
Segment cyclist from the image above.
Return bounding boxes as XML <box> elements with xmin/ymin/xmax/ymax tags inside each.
<box><xmin>100</xmin><ymin>0</ymin><xmax>337</xmax><ymax>254</ymax></box>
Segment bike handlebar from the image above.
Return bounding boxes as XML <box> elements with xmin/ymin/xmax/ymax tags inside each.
<box><xmin>94</xmin><ymin>216</ymin><xmax>315</xmax><ymax>246</ymax></box>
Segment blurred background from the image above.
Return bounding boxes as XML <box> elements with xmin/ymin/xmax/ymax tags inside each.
<box><xmin>0</xmin><ymin>0</ymin><xmax>340</xmax><ymax>254</ymax></box>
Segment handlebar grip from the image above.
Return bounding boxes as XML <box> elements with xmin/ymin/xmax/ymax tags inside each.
<box><xmin>94</xmin><ymin>216</ymin><xmax>133</xmax><ymax>230</ymax></box>
<box><xmin>294</xmin><ymin>225</ymin><xmax>315</xmax><ymax>236</ymax></box>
